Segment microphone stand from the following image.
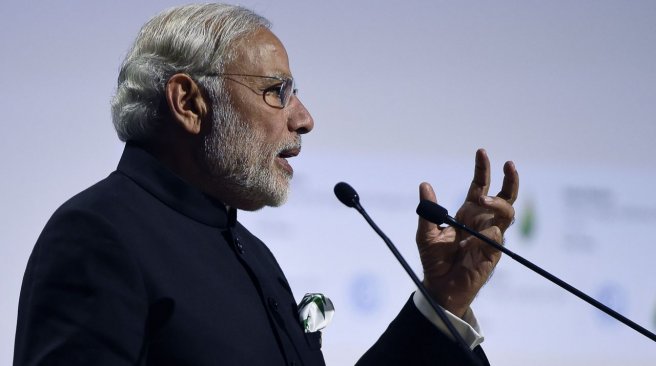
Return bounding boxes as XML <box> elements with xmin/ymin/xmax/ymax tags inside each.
<box><xmin>335</xmin><ymin>183</ymin><xmax>484</xmax><ymax>366</ymax></box>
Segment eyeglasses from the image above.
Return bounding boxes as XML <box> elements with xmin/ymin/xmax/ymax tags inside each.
<box><xmin>202</xmin><ymin>73</ymin><xmax>297</xmax><ymax>109</ymax></box>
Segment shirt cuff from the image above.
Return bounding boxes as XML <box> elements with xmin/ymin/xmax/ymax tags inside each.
<box><xmin>412</xmin><ymin>291</ymin><xmax>484</xmax><ymax>350</ymax></box>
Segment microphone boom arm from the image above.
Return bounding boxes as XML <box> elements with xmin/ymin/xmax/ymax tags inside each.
<box><xmin>417</xmin><ymin>199</ymin><xmax>656</xmax><ymax>343</ymax></box>
<box><xmin>335</xmin><ymin>182</ymin><xmax>484</xmax><ymax>366</ymax></box>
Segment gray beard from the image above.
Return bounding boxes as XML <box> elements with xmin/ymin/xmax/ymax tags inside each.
<box><xmin>200</xmin><ymin>98</ymin><xmax>300</xmax><ymax>210</ymax></box>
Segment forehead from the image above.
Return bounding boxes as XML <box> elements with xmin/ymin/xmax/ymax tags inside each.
<box><xmin>227</xmin><ymin>28</ymin><xmax>291</xmax><ymax>77</ymax></box>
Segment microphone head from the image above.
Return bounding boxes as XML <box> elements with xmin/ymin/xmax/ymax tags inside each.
<box><xmin>416</xmin><ymin>200</ymin><xmax>449</xmax><ymax>225</ymax></box>
<box><xmin>334</xmin><ymin>182</ymin><xmax>360</xmax><ymax>208</ymax></box>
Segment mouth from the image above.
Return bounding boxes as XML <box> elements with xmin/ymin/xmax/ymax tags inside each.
<box><xmin>276</xmin><ymin>146</ymin><xmax>301</xmax><ymax>176</ymax></box>
<box><xmin>277</xmin><ymin>147</ymin><xmax>300</xmax><ymax>159</ymax></box>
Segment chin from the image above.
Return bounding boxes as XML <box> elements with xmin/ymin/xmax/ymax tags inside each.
<box><xmin>265</xmin><ymin>185</ymin><xmax>289</xmax><ymax>208</ymax></box>
<box><xmin>236</xmin><ymin>196</ymin><xmax>287</xmax><ymax>212</ymax></box>
<box><xmin>239</xmin><ymin>184</ymin><xmax>290</xmax><ymax>211</ymax></box>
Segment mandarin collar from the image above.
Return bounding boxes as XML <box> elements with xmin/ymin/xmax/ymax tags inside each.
<box><xmin>116</xmin><ymin>142</ymin><xmax>235</xmax><ymax>228</ymax></box>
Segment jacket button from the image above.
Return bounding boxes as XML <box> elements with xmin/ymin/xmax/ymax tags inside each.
<box><xmin>234</xmin><ymin>237</ymin><xmax>244</xmax><ymax>254</ymax></box>
<box><xmin>268</xmin><ymin>297</ymin><xmax>278</xmax><ymax>311</ymax></box>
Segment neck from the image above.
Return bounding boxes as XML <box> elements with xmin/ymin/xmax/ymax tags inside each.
<box><xmin>139</xmin><ymin>136</ymin><xmax>266</xmax><ymax>212</ymax></box>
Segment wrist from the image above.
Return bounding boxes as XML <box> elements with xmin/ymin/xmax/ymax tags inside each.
<box><xmin>423</xmin><ymin>280</ymin><xmax>471</xmax><ymax>319</ymax></box>
<box><xmin>412</xmin><ymin>291</ymin><xmax>485</xmax><ymax>350</ymax></box>
<box><xmin>435</xmin><ymin>293</ymin><xmax>468</xmax><ymax>318</ymax></box>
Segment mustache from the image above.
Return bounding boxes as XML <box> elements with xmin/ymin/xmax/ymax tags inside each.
<box><xmin>276</xmin><ymin>135</ymin><xmax>302</xmax><ymax>153</ymax></box>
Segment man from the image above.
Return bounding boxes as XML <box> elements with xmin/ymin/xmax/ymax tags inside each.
<box><xmin>14</xmin><ymin>3</ymin><xmax>518</xmax><ymax>365</ymax></box>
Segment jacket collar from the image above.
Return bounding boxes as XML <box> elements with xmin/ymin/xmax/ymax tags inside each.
<box><xmin>116</xmin><ymin>142</ymin><xmax>235</xmax><ymax>229</ymax></box>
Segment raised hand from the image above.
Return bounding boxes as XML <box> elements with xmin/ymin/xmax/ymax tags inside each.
<box><xmin>416</xmin><ymin>149</ymin><xmax>519</xmax><ymax>317</ymax></box>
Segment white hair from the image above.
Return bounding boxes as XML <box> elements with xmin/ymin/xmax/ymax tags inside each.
<box><xmin>110</xmin><ymin>3</ymin><xmax>270</xmax><ymax>142</ymax></box>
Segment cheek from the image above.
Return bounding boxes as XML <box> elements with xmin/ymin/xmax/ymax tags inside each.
<box><xmin>254</xmin><ymin>119</ymin><xmax>288</xmax><ymax>146</ymax></box>
<box><xmin>231</xmin><ymin>102</ymin><xmax>288</xmax><ymax>146</ymax></box>
<box><xmin>249</xmin><ymin>123</ymin><xmax>281</xmax><ymax>154</ymax></box>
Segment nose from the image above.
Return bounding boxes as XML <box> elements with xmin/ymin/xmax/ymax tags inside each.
<box><xmin>287</xmin><ymin>96</ymin><xmax>314</xmax><ymax>134</ymax></box>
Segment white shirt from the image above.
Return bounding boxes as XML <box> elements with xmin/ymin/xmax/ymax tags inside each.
<box><xmin>413</xmin><ymin>291</ymin><xmax>484</xmax><ymax>350</ymax></box>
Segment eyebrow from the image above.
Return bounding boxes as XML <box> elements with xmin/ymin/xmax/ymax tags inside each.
<box><xmin>249</xmin><ymin>73</ymin><xmax>293</xmax><ymax>87</ymax></box>
<box><xmin>250</xmin><ymin>75</ymin><xmax>290</xmax><ymax>89</ymax></box>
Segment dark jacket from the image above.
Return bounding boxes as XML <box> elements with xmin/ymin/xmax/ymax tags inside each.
<box><xmin>15</xmin><ymin>143</ymin><xmax>488</xmax><ymax>366</ymax></box>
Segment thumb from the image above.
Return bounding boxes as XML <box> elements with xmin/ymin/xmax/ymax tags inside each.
<box><xmin>417</xmin><ymin>182</ymin><xmax>439</xmax><ymax>240</ymax></box>
<box><xmin>468</xmin><ymin>226</ymin><xmax>503</xmax><ymax>259</ymax></box>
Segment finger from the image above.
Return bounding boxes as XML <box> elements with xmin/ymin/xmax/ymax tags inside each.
<box><xmin>478</xmin><ymin>196</ymin><xmax>516</xmax><ymax>223</ymax></box>
<box><xmin>465</xmin><ymin>148</ymin><xmax>491</xmax><ymax>202</ymax></box>
<box><xmin>497</xmin><ymin>160</ymin><xmax>519</xmax><ymax>205</ymax></box>
<box><xmin>461</xmin><ymin>226</ymin><xmax>503</xmax><ymax>259</ymax></box>
<box><xmin>419</xmin><ymin>182</ymin><xmax>437</xmax><ymax>202</ymax></box>
<box><xmin>479</xmin><ymin>226</ymin><xmax>503</xmax><ymax>259</ymax></box>
<box><xmin>417</xmin><ymin>182</ymin><xmax>440</xmax><ymax>238</ymax></box>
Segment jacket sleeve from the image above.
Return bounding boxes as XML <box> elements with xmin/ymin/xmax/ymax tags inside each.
<box><xmin>14</xmin><ymin>208</ymin><xmax>149</xmax><ymax>366</ymax></box>
<box><xmin>356</xmin><ymin>296</ymin><xmax>490</xmax><ymax>366</ymax></box>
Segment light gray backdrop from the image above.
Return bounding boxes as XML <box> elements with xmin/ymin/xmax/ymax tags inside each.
<box><xmin>2</xmin><ymin>1</ymin><xmax>655</xmax><ymax>365</ymax></box>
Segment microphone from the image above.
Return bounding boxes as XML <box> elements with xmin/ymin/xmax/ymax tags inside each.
<box><xmin>417</xmin><ymin>199</ymin><xmax>656</xmax><ymax>343</ymax></box>
<box><xmin>334</xmin><ymin>182</ymin><xmax>484</xmax><ymax>366</ymax></box>
<box><xmin>334</xmin><ymin>181</ymin><xmax>359</xmax><ymax>208</ymax></box>
<box><xmin>416</xmin><ymin>200</ymin><xmax>449</xmax><ymax>225</ymax></box>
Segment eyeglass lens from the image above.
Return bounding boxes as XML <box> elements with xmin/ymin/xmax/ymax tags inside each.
<box><xmin>263</xmin><ymin>78</ymin><xmax>294</xmax><ymax>108</ymax></box>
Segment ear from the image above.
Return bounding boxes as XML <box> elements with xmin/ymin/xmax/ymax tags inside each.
<box><xmin>165</xmin><ymin>74</ymin><xmax>209</xmax><ymax>135</ymax></box>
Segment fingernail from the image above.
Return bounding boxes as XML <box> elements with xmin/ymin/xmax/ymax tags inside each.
<box><xmin>482</xmin><ymin>196</ymin><xmax>494</xmax><ymax>204</ymax></box>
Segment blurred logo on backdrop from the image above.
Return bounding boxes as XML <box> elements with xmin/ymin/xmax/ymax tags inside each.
<box><xmin>561</xmin><ymin>186</ymin><xmax>614</xmax><ymax>253</ymax></box>
<box><xmin>595</xmin><ymin>283</ymin><xmax>628</xmax><ymax>326</ymax></box>
<box><xmin>519</xmin><ymin>196</ymin><xmax>536</xmax><ymax>243</ymax></box>
<box><xmin>348</xmin><ymin>272</ymin><xmax>383</xmax><ymax>315</ymax></box>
